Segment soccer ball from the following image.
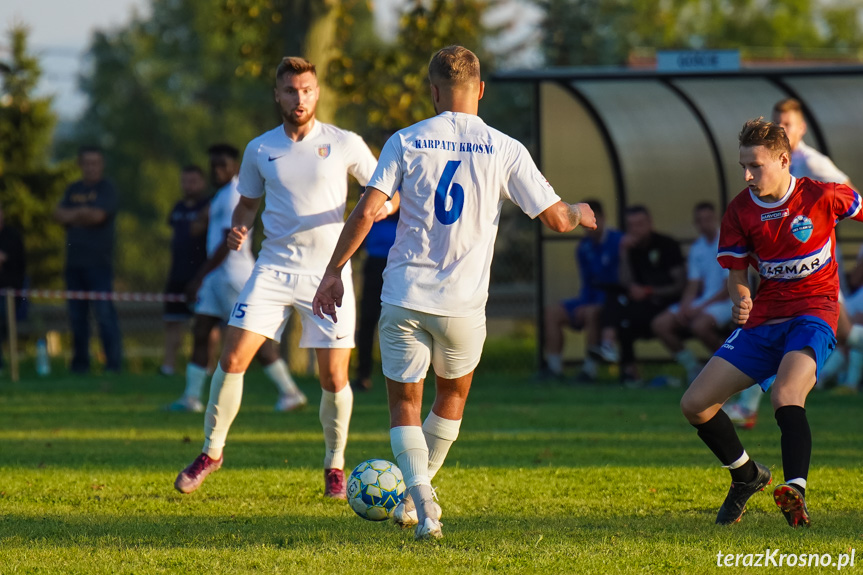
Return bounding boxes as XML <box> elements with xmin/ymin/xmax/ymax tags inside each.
<box><xmin>347</xmin><ymin>459</ymin><xmax>406</xmax><ymax>521</ymax></box>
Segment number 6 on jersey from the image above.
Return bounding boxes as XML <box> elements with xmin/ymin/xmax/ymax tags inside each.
<box><xmin>434</xmin><ymin>160</ymin><xmax>465</xmax><ymax>225</ymax></box>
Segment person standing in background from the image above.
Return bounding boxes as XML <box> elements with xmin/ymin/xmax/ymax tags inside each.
<box><xmin>0</xmin><ymin>199</ymin><xmax>25</xmax><ymax>374</ymax></box>
<box><xmin>54</xmin><ymin>146</ymin><xmax>122</xmax><ymax>374</ymax></box>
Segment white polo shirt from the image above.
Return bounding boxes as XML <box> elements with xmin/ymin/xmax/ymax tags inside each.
<box><xmin>791</xmin><ymin>141</ymin><xmax>849</xmax><ymax>184</ymax></box>
<box><xmin>369</xmin><ymin>111</ymin><xmax>560</xmax><ymax>317</ymax></box>
<box><xmin>688</xmin><ymin>233</ymin><xmax>728</xmax><ymax>307</ymax></box>
<box><xmin>238</xmin><ymin>121</ymin><xmax>377</xmax><ymax>274</ymax></box>
<box><xmin>208</xmin><ymin>177</ymin><xmax>254</xmax><ymax>280</ymax></box>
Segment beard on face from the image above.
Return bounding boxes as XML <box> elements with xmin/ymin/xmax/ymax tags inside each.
<box><xmin>283</xmin><ymin>103</ymin><xmax>315</xmax><ymax>127</ymax></box>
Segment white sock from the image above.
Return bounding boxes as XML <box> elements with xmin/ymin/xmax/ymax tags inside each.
<box><xmin>184</xmin><ymin>363</ymin><xmax>209</xmax><ymax>400</ymax></box>
<box><xmin>739</xmin><ymin>383</ymin><xmax>763</xmax><ymax>414</ymax></box>
<box><xmin>391</xmin><ymin>425</ymin><xmax>437</xmax><ymax>522</ymax></box>
<box><xmin>840</xmin><ymin>349</ymin><xmax>863</xmax><ymax>388</ymax></box>
<box><xmin>582</xmin><ymin>356</ymin><xmax>598</xmax><ymax>377</ymax></box>
<box><xmin>787</xmin><ymin>477</ymin><xmax>807</xmax><ymax>490</ymax></box>
<box><xmin>423</xmin><ymin>412</ymin><xmax>461</xmax><ymax>480</ymax></box>
<box><xmin>847</xmin><ymin>324</ymin><xmax>863</xmax><ymax>349</ymax></box>
<box><xmin>320</xmin><ymin>386</ymin><xmax>353</xmax><ymax>470</ymax></box>
<box><xmin>202</xmin><ymin>366</ymin><xmax>244</xmax><ymax>459</ymax></box>
<box><xmin>675</xmin><ymin>349</ymin><xmax>698</xmax><ymax>372</ymax></box>
<box><xmin>723</xmin><ymin>450</ymin><xmax>750</xmax><ymax>470</ymax></box>
<box><xmin>183</xmin><ymin>363</ymin><xmax>207</xmax><ymax>399</ymax></box>
<box><xmin>264</xmin><ymin>358</ymin><xmax>301</xmax><ymax>396</ymax></box>
<box><xmin>546</xmin><ymin>354</ymin><xmax>562</xmax><ymax>374</ymax></box>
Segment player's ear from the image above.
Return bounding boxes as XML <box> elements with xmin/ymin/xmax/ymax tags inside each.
<box><xmin>477</xmin><ymin>80</ymin><xmax>485</xmax><ymax>101</ymax></box>
<box><xmin>430</xmin><ymin>83</ymin><xmax>440</xmax><ymax>103</ymax></box>
<box><xmin>780</xmin><ymin>151</ymin><xmax>790</xmax><ymax>169</ymax></box>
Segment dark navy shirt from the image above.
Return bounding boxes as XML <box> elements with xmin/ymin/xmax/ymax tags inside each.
<box><xmin>576</xmin><ymin>228</ymin><xmax>623</xmax><ymax>304</ymax></box>
<box><xmin>365</xmin><ymin>214</ymin><xmax>398</xmax><ymax>259</ymax></box>
<box><xmin>168</xmin><ymin>197</ymin><xmax>209</xmax><ymax>284</ymax></box>
<box><xmin>60</xmin><ymin>179</ymin><xmax>118</xmax><ymax>269</ymax></box>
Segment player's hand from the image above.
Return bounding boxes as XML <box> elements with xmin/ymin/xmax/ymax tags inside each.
<box><xmin>575</xmin><ymin>203</ymin><xmax>597</xmax><ymax>230</ymax></box>
<box><xmin>313</xmin><ymin>273</ymin><xmax>344</xmax><ymax>323</ymax></box>
<box><xmin>227</xmin><ymin>226</ymin><xmax>248</xmax><ymax>251</ymax></box>
<box><xmin>732</xmin><ymin>295</ymin><xmax>751</xmax><ymax>325</ymax></box>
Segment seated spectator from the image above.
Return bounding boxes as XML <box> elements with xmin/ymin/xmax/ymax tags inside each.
<box><xmin>651</xmin><ymin>202</ymin><xmax>731</xmax><ymax>384</ymax></box>
<box><xmin>593</xmin><ymin>205</ymin><xmax>685</xmax><ymax>385</ymax></box>
<box><xmin>541</xmin><ymin>199</ymin><xmax>622</xmax><ymax>381</ymax></box>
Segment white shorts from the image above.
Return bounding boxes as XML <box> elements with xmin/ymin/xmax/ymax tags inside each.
<box><xmin>195</xmin><ymin>267</ymin><xmax>247</xmax><ymax>320</ymax></box>
<box><xmin>379</xmin><ymin>303</ymin><xmax>486</xmax><ymax>383</ymax></box>
<box><xmin>668</xmin><ymin>301</ymin><xmax>733</xmax><ymax>328</ymax></box>
<box><xmin>227</xmin><ymin>266</ymin><xmax>355</xmax><ymax>348</ymax></box>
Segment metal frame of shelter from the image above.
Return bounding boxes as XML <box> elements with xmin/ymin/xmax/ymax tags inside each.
<box><xmin>493</xmin><ymin>65</ymin><xmax>863</xmax><ymax>366</ymax></box>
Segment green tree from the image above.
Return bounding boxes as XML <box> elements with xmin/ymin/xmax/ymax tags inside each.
<box><xmin>537</xmin><ymin>0</ymin><xmax>863</xmax><ymax>66</ymax></box>
<box><xmin>0</xmin><ymin>26</ymin><xmax>76</xmax><ymax>288</ymax></box>
<box><xmin>70</xmin><ymin>0</ymin><xmax>341</xmax><ymax>291</ymax></box>
<box><xmin>328</xmin><ymin>0</ymin><xmax>501</xmax><ymax>149</ymax></box>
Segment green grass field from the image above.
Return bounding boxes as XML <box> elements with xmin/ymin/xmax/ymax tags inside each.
<box><xmin>1</xmin><ymin>364</ymin><xmax>861</xmax><ymax>574</ymax></box>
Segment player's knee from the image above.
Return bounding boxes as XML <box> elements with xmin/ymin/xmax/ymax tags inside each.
<box><xmin>679</xmin><ymin>391</ymin><xmax>702</xmax><ymax>422</ymax></box>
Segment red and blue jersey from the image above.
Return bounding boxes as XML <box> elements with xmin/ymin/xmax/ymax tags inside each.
<box><xmin>717</xmin><ymin>176</ymin><xmax>863</xmax><ymax>331</ymax></box>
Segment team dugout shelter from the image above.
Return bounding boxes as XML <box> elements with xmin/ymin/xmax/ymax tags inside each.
<box><xmin>493</xmin><ymin>64</ymin><xmax>863</xmax><ymax>364</ymax></box>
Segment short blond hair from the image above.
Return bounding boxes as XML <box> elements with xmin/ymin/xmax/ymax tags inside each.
<box><xmin>276</xmin><ymin>56</ymin><xmax>315</xmax><ymax>82</ymax></box>
<box><xmin>773</xmin><ymin>98</ymin><xmax>803</xmax><ymax>116</ymax></box>
<box><xmin>739</xmin><ymin>117</ymin><xmax>791</xmax><ymax>158</ymax></box>
<box><xmin>428</xmin><ymin>46</ymin><xmax>480</xmax><ymax>87</ymax></box>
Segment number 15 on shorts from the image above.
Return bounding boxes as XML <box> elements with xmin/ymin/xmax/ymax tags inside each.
<box><xmin>232</xmin><ymin>303</ymin><xmax>248</xmax><ymax>319</ymax></box>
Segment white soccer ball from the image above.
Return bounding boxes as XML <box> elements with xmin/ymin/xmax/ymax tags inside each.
<box><xmin>347</xmin><ymin>459</ymin><xmax>406</xmax><ymax>521</ymax></box>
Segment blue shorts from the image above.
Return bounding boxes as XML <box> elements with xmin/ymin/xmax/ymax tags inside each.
<box><xmin>713</xmin><ymin>315</ymin><xmax>836</xmax><ymax>391</ymax></box>
<box><xmin>561</xmin><ymin>297</ymin><xmax>602</xmax><ymax>329</ymax></box>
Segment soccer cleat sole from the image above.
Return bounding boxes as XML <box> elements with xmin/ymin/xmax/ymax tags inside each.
<box><xmin>773</xmin><ymin>484</ymin><xmax>810</xmax><ymax>528</ymax></box>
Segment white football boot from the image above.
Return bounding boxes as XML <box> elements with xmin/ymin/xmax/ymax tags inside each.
<box><xmin>413</xmin><ymin>492</ymin><xmax>443</xmax><ymax>541</ymax></box>
<box><xmin>392</xmin><ymin>493</ymin><xmax>418</xmax><ymax>528</ymax></box>
<box><xmin>274</xmin><ymin>391</ymin><xmax>308</xmax><ymax>412</ymax></box>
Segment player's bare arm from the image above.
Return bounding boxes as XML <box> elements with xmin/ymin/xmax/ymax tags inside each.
<box><xmin>313</xmin><ymin>187</ymin><xmax>389</xmax><ymax>322</ymax></box>
<box><xmin>227</xmin><ymin>195</ymin><xmax>261</xmax><ymax>251</ymax></box>
<box><xmin>374</xmin><ymin>191</ymin><xmax>400</xmax><ymax>222</ymax></box>
<box><xmin>728</xmin><ymin>268</ymin><xmax>752</xmax><ymax>325</ymax></box>
<box><xmin>538</xmin><ymin>201</ymin><xmax>596</xmax><ymax>233</ymax></box>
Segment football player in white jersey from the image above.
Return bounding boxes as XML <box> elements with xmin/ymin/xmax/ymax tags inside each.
<box><xmin>166</xmin><ymin>144</ymin><xmax>304</xmax><ymax>414</ymax></box>
<box><xmin>313</xmin><ymin>46</ymin><xmax>597</xmax><ymax>539</ymax></box>
<box><xmin>174</xmin><ymin>57</ymin><xmax>379</xmax><ymax>499</ymax></box>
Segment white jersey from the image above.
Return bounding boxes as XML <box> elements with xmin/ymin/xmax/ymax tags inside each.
<box><xmin>791</xmin><ymin>141</ymin><xmax>849</xmax><ymax>184</ymax></box>
<box><xmin>238</xmin><ymin>121</ymin><xmax>377</xmax><ymax>274</ymax></box>
<box><xmin>687</xmin><ymin>233</ymin><xmax>728</xmax><ymax>307</ymax></box>
<box><xmin>369</xmin><ymin>111</ymin><xmax>561</xmax><ymax>317</ymax></box>
<box><xmin>208</xmin><ymin>177</ymin><xmax>254</xmax><ymax>281</ymax></box>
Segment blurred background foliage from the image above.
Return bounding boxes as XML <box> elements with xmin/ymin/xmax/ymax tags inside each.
<box><xmin>1</xmin><ymin>0</ymin><xmax>861</xmax><ymax>291</ymax></box>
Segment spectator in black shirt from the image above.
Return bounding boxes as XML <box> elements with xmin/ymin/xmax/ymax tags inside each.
<box><xmin>0</xmin><ymin>200</ymin><xmax>25</xmax><ymax>372</ymax></box>
<box><xmin>160</xmin><ymin>165</ymin><xmax>210</xmax><ymax>376</ymax></box>
<box><xmin>54</xmin><ymin>146</ymin><xmax>122</xmax><ymax>373</ymax></box>
<box><xmin>593</xmin><ymin>205</ymin><xmax>685</xmax><ymax>384</ymax></box>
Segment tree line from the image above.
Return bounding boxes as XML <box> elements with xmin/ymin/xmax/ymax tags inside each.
<box><xmin>1</xmin><ymin>0</ymin><xmax>861</xmax><ymax>290</ymax></box>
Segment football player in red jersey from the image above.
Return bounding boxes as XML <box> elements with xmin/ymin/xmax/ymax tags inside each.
<box><xmin>680</xmin><ymin>118</ymin><xmax>863</xmax><ymax>528</ymax></box>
